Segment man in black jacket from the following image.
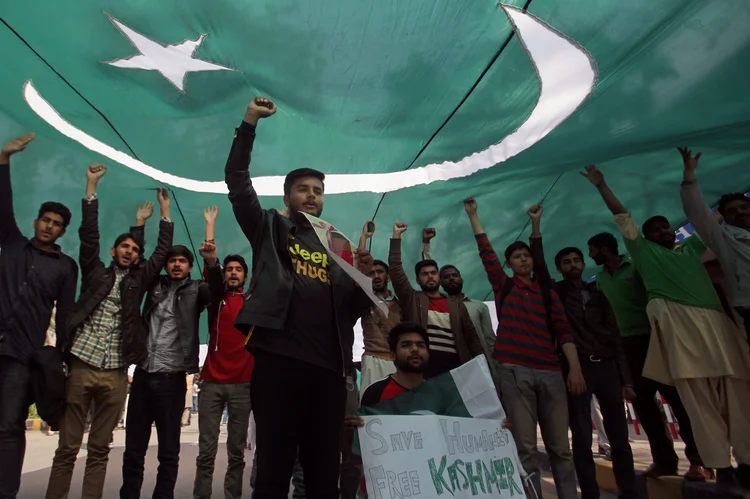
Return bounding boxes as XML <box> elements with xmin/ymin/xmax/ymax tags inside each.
<box><xmin>0</xmin><ymin>133</ymin><xmax>78</xmax><ymax>499</ymax></box>
<box><xmin>45</xmin><ymin>164</ymin><xmax>174</xmax><ymax>499</ymax></box>
<box><xmin>120</xmin><ymin>239</ymin><xmax>223</xmax><ymax>499</ymax></box>
<box><xmin>527</xmin><ymin>205</ymin><xmax>640</xmax><ymax>499</ymax></box>
<box><xmin>225</xmin><ymin>97</ymin><xmax>374</xmax><ymax>499</ymax></box>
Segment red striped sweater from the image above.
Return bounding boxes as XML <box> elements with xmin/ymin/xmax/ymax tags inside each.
<box><xmin>475</xmin><ymin>233</ymin><xmax>574</xmax><ymax>371</ymax></box>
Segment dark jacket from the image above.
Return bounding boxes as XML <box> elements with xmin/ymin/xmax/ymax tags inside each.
<box><xmin>387</xmin><ymin>238</ymin><xmax>485</xmax><ymax>364</ymax></box>
<box><xmin>142</xmin><ymin>265</ymin><xmax>223</xmax><ymax>374</ymax></box>
<box><xmin>529</xmin><ymin>235</ymin><xmax>632</xmax><ymax>386</ymax></box>
<box><xmin>224</xmin><ymin>122</ymin><xmax>371</xmax><ymax>374</ymax></box>
<box><xmin>63</xmin><ymin>199</ymin><xmax>174</xmax><ymax>366</ymax></box>
<box><xmin>0</xmin><ymin>164</ymin><xmax>78</xmax><ymax>363</ymax></box>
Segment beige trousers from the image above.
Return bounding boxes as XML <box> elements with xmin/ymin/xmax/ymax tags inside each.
<box><xmin>674</xmin><ymin>376</ymin><xmax>750</xmax><ymax>468</ymax></box>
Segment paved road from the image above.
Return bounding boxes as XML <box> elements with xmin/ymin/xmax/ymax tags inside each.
<box><xmin>19</xmin><ymin>420</ymin><xmax>648</xmax><ymax>498</ymax></box>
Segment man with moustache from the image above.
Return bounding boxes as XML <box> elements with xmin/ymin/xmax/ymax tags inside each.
<box><xmin>0</xmin><ymin>134</ymin><xmax>78</xmax><ymax>499</ymax></box>
<box><xmin>194</xmin><ymin>205</ymin><xmax>255</xmax><ymax>499</ymax></box>
<box><xmin>360</xmin><ymin>258</ymin><xmax>402</xmax><ymax>391</ymax></box>
<box><xmin>420</xmin><ymin>228</ymin><xmax>500</xmax><ymax>392</ymax></box>
<box><xmin>120</xmin><ymin>241</ymin><xmax>223</xmax><ymax>499</ymax></box>
<box><xmin>527</xmin><ymin>204</ymin><xmax>640</xmax><ymax>499</ymax></box>
<box><xmin>388</xmin><ymin>223</ymin><xmax>483</xmax><ymax>379</ymax></box>
<box><xmin>224</xmin><ymin>96</ymin><xmax>374</xmax><ymax>498</ymax></box>
<box><xmin>46</xmin><ymin>164</ymin><xmax>173</xmax><ymax>499</ymax></box>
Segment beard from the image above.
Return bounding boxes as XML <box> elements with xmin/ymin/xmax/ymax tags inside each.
<box><xmin>442</xmin><ymin>281</ymin><xmax>463</xmax><ymax>296</ymax></box>
<box><xmin>420</xmin><ymin>282</ymin><xmax>440</xmax><ymax>293</ymax></box>
<box><xmin>395</xmin><ymin>356</ymin><xmax>427</xmax><ymax>373</ymax></box>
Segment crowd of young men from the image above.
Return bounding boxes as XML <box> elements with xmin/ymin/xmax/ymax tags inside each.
<box><xmin>0</xmin><ymin>95</ymin><xmax>749</xmax><ymax>499</ymax></box>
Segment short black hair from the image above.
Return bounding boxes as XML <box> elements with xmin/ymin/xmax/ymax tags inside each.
<box><xmin>554</xmin><ymin>247</ymin><xmax>584</xmax><ymax>268</ymax></box>
<box><xmin>387</xmin><ymin>322</ymin><xmax>430</xmax><ymax>352</ymax></box>
<box><xmin>223</xmin><ymin>254</ymin><xmax>248</xmax><ymax>274</ymax></box>
<box><xmin>718</xmin><ymin>193</ymin><xmax>750</xmax><ymax>216</ymax></box>
<box><xmin>587</xmin><ymin>232</ymin><xmax>618</xmax><ymax>254</ymax></box>
<box><xmin>439</xmin><ymin>264</ymin><xmax>460</xmax><ymax>277</ymax></box>
<box><xmin>642</xmin><ymin>215</ymin><xmax>670</xmax><ymax>235</ymax></box>
<box><xmin>283</xmin><ymin>168</ymin><xmax>325</xmax><ymax>196</ymax></box>
<box><xmin>166</xmin><ymin>245</ymin><xmax>194</xmax><ymax>267</ymax></box>
<box><xmin>113</xmin><ymin>233</ymin><xmax>143</xmax><ymax>255</ymax></box>
<box><xmin>372</xmin><ymin>259</ymin><xmax>389</xmax><ymax>273</ymax></box>
<box><xmin>504</xmin><ymin>241</ymin><xmax>530</xmax><ymax>262</ymax></box>
<box><xmin>38</xmin><ymin>201</ymin><xmax>72</xmax><ymax>228</ymax></box>
<box><xmin>414</xmin><ymin>259</ymin><xmax>438</xmax><ymax>276</ymax></box>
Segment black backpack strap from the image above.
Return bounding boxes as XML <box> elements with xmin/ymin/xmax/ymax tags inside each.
<box><xmin>539</xmin><ymin>280</ymin><xmax>558</xmax><ymax>351</ymax></box>
<box><xmin>498</xmin><ymin>277</ymin><xmax>516</xmax><ymax>310</ymax></box>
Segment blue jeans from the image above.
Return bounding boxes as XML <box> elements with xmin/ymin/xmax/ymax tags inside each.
<box><xmin>0</xmin><ymin>355</ymin><xmax>33</xmax><ymax>499</ymax></box>
<box><xmin>499</xmin><ymin>364</ymin><xmax>578</xmax><ymax>499</ymax></box>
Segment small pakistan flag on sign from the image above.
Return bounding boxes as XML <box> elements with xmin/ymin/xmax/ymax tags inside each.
<box><xmin>354</xmin><ymin>357</ymin><xmax>527</xmax><ymax>498</ymax></box>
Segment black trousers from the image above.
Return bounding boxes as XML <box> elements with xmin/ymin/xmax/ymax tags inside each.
<box><xmin>569</xmin><ymin>357</ymin><xmax>640</xmax><ymax>499</ymax></box>
<box><xmin>0</xmin><ymin>356</ymin><xmax>33</xmax><ymax>499</ymax></box>
<box><xmin>120</xmin><ymin>369</ymin><xmax>186</xmax><ymax>499</ymax></box>
<box><xmin>252</xmin><ymin>352</ymin><xmax>346</xmax><ymax>499</ymax></box>
<box><xmin>622</xmin><ymin>334</ymin><xmax>703</xmax><ymax>470</ymax></box>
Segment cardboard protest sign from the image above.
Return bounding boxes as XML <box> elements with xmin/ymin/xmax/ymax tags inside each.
<box><xmin>303</xmin><ymin>213</ymin><xmax>388</xmax><ymax>314</ymax></box>
<box><xmin>358</xmin><ymin>415</ymin><xmax>525</xmax><ymax>498</ymax></box>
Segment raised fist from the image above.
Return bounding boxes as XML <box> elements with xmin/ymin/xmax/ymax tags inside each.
<box><xmin>393</xmin><ymin>222</ymin><xmax>408</xmax><ymax>239</ymax></box>
<box><xmin>247</xmin><ymin>97</ymin><xmax>277</xmax><ymax>118</ymax></box>
<box><xmin>422</xmin><ymin>228</ymin><xmax>436</xmax><ymax>242</ymax></box>
<box><xmin>86</xmin><ymin>163</ymin><xmax>107</xmax><ymax>181</ymax></box>
<box><xmin>463</xmin><ymin>198</ymin><xmax>478</xmax><ymax>215</ymax></box>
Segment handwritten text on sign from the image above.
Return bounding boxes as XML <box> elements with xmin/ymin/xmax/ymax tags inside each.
<box><xmin>359</xmin><ymin>415</ymin><xmax>524</xmax><ymax>498</ymax></box>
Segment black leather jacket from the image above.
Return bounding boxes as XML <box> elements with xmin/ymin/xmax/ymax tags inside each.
<box><xmin>225</xmin><ymin>121</ymin><xmax>370</xmax><ymax>374</ymax></box>
<box><xmin>142</xmin><ymin>266</ymin><xmax>223</xmax><ymax>374</ymax></box>
<box><xmin>63</xmin><ymin>199</ymin><xmax>174</xmax><ymax>366</ymax></box>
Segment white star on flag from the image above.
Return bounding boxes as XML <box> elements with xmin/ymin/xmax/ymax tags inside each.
<box><xmin>103</xmin><ymin>13</ymin><xmax>236</xmax><ymax>93</ymax></box>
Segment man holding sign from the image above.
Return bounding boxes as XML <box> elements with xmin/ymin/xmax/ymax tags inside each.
<box><xmin>225</xmin><ymin>96</ymin><xmax>374</xmax><ymax>498</ymax></box>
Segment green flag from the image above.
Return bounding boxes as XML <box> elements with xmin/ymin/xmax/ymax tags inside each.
<box><xmin>2</xmin><ymin>0</ymin><xmax>749</xmax><ymax>348</ymax></box>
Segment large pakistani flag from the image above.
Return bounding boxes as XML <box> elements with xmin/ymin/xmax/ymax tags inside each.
<box><xmin>1</xmin><ymin>1</ymin><xmax>749</xmax><ymax>344</ymax></box>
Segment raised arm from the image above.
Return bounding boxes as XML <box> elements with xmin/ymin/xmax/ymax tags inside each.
<box><xmin>527</xmin><ymin>204</ymin><xmax>555</xmax><ymax>288</ymax></box>
<box><xmin>225</xmin><ymin>97</ymin><xmax>276</xmax><ymax>250</ymax></box>
<box><xmin>78</xmin><ymin>164</ymin><xmax>107</xmax><ymax>280</ymax></box>
<box><xmin>130</xmin><ymin>201</ymin><xmax>153</xmax><ymax>252</ymax></box>
<box><xmin>198</xmin><ymin>240</ymin><xmax>224</xmax><ymax>309</ymax></box>
<box><xmin>580</xmin><ymin>165</ymin><xmax>628</xmax><ymax>215</ymax></box>
<box><xmin>136</xmin><ymin>188</ymin><xmax>174</xmax><ymax>288</ymax></box>
<box><xmin>464</xmin><ymin>198</ymin><xmax>508</xmax><ymax>294</ymax></box>
<box><xmin>388</xmin><ymin>223</ymin><xmax>416</xmax><ymax>305</ymax></box>
<box><xmin>0</xmin><ymin>134</ymin><xmax>36</xmax><ymax>245</ymax></box>
<box><xmin>358</xmin><ymin>220</ymin><xmax>375</xmax><ymax>250</ymax></box>
<box><xmin>421</xmin><ymin>228</ymin><xmax>436</xmax><ymax>260</ymax></box>
<box><xmin>679</xmin><ymin>147</ymin><xmax>724</xmax><ymax>253</ymax></box>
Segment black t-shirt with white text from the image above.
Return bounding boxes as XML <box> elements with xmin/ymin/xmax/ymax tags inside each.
<box><xmin>276</xmin><ymin>226</ymin><xmax>339</xmax><ymax>372</ymax></box>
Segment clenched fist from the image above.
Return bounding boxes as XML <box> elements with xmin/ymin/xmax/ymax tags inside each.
<box><xmin>244</xmin><ymin>97</ymin><xmax>277</xmax><ymax>125</ymax></box>
<box><xmin>86</xmin><ymin>163</ymin><xmax>107</xmax><ymax>182</ymax></box>
<box><xmin>393</xmin><ymin>222</ymin><xmax>408</xmax><ymax>239</ymax></box>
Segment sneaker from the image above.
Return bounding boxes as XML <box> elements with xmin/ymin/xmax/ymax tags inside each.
<box><xmin>598</xmin><ymin>446</ymin><xmax>612</xmax><ymax>461</ymax></box>
<box><xmin>684</xmin><ymin>465</ymin><xmax>714</xmax><ymax>482</ymax></box>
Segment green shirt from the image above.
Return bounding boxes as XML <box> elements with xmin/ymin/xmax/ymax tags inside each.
<box><xmin>595</xmin><ymin>257</ymin><xmax>651</xmax><ymax>337</ymax></box>
<box><xmin>615</xmin><ymin>214</ymin><xmax>723</xmax><ymax>313</ymax></box>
